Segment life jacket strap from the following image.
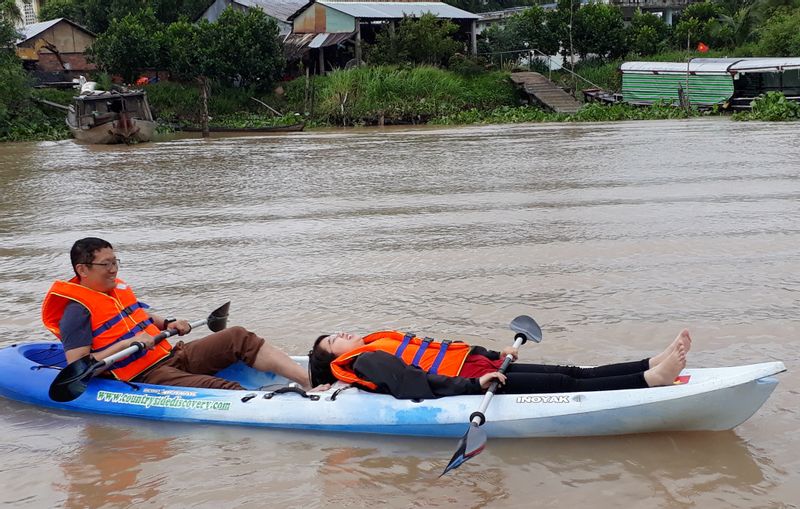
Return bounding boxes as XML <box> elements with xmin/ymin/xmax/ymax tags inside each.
<box><xmin>92</xmin><ymin>317</ymin><xmax>156</xmax><ymax>353</ymax></box>
<box><xmin>429</xmin><ymin>339</ymin><xmax>452</xmax><ymax>374</ymax></box>
<box><xmin>91</xmin><ymin>301</ymin><xmax>149</xmax><ymax>338</ymax></box>
<box><xmin>394</xmin><ymin>332</ymin><xmax>415</xmax><ymax>358</ymax></box>
<box><xmin>410</xmin><ymin>337</ymin><xmax>434</xmax><ymax>367</ymax></box>
<box><xmin>119</xmin><ymin>317</ymin><xmax>156</xmax><ymax>341</ymax></box>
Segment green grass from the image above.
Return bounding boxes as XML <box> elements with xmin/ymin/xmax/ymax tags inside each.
<box><xmin>282</xmin><ymin>65</ymin><xmax>517</xmax><ymax>126</ymax></box>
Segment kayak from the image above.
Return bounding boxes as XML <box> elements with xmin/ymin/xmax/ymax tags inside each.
<box><xmin>0</xmin><ymin>342</ymin><xmax>785</xmax><ymax>438</ymax></box>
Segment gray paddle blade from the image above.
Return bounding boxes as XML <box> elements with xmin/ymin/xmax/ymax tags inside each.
<box><xmin>440</xmin><ymin>422</ymin><xmax>488</xmax><ymax>477</ymax></box>
<box><xmin>510</xmin><ymin>315</ymin><xmax>542</xmax><ymax>343</ymax></box>
<box><xmin>48</xmin><ymin>355</ymin><xmax>95</xmax><ymax>402</ymax></box>
<box><xmin>207</xmin><ymin>301</ymin><xmax>230</xmax><ymax>332</ymax></box>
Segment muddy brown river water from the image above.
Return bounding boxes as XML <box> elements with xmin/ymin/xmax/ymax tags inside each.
<box><xmin>0</xmin><ymin>118</ymin><xmax>798</xmax><ymax>508</ymax></box>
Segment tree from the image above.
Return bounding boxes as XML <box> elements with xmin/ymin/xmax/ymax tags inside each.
<box><xmin>89</xmin><ymin>8</ymin><xmax>163</xmax><ymax>83</ymax></box>
<box><xmin>755</xmin><ymin>8</ymin><xmax>800</xmax><ymax>56</ymax></box>
<box><xmin>547</xmin><ymin>0</ymin><xmax>583</xmax><ymax>65</ymax></box>
<box><xmin>38</xmin><ymin>0</ymin><xmax>213</xmax><ymax>34</ymax></box>
<box><xmin>0</xmin><ymin>19</ymin><xmax>30</xmax><ymax>138</ymax></box>
<box><xmin>160</xmin><ymin>7</ymin><xmax>285</xmax><ymax>135</ymax></box>
<box><xmin>37</xmin><ymin>0</ymin><xmax>87</xmax><ymax>25</ymax></box>
<box><xmin>572</xmin><ymin>3</ymin><xmax>627</xmax><ymax>60</ymax></box>
<box><xmin>370</xmin><ymin>13</ymin><xmax>462</xmax><ymax>66</ymax></box>
<box><xmin>628</xmin><ymin>10</ymin><xmax>670</xmax><ymax>56</ymax></box>
<box><xmin>673</xmin><ymin>1</ymin><xmax>722</xmax><ymax>48</ymax></box>
<box><xmin>715</xmin><ymin>3</ymin><xmax>761</xmax><ymax>47</ymax></box>
<box><xmin>208</xmin><ymin>7</ymin><xmax>284</xmax><ymax>88</ymax></box>
<box><xmin>506</xmin><ymin>6</ymin><xmax>559</xmax><ymax>55</ymax></box>
<box><xmin>0</xmin><ymin>0</ymin><xmax>22</xmax><ymax>23</ymax></box>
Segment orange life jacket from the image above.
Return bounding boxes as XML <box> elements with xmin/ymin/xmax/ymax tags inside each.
<box><xmin>329</xmin><ymin>331</ymin><xmax>473</xmax><ymax>390</ymax></box>
<box><xmin>42</xmin><ymin>277</ymin><xmax>170</xmax><ymax>381</ymax></box>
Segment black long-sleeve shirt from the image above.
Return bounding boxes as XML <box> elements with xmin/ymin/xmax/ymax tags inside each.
<box><xmin>350</xmin><ymin>347</ymin><xmax>500</xmax><ymax>399</ymax></box>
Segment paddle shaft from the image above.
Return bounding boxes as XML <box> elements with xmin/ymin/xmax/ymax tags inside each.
<box><xmin>471</xmin><ymin>334</ymin><xmax>525</xmax><ymax>421</ymax></box>
<box><xmin>93</xmin><ymin>317</ymin><xmax>208</xmax><ymax>370</ymax></box>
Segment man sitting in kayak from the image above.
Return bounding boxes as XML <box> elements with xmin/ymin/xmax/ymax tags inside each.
<box><xmin>42</xmin><ymin>237</ymin><xmax>312</xmax><ymax>390</ymax></box>
<box><xmin>308</xmin><ymin>329</ymin><xmax>690</xmax><ymax>399</ymax></box>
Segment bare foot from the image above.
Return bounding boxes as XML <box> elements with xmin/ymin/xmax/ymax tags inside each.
<box><xmin>649</xmin><ymin>329</ymin><xmax>692</xmax><ymax>368</ymax></box>
<box><xmin>644</xmin><ymin>344</ymin><xmax>686</xmax><ymax>387</ymax></box>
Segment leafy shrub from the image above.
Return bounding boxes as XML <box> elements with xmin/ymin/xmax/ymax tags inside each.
<box><xmin>368</xmin><ymin>14</ymin><xmax>463</xmax><ymax>67</ymax></box>
<box><xmin>281</xmin><ymin>66</ymin><xmax>516</xmax><ymax>126</ymax></box>
<box><xmin>733</xmin><ymin>92</ymin><xmax>800</xmax><ymax>121</ymax></box>
<box><xmin>570</xmin><ymin>101</ymin><xmax>692</xmax><ymax>121</ymax></box>
<box><xmin>755</xmin><ymin>9</ymin><xmax>800</xmax><ymax>57</ymax></box>
<box><xmin>628</xmin><ymin>10</ymin><xmax>670</xmax><ymax>56</ymax></box>
<box><xmin>573</xmin><ymin>3</ymin><xmax>628</xmax><ymax>60</ymax></box>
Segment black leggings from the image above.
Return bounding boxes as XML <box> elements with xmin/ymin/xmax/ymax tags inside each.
<box><xmin>498</xmin><ymin>359</ymin><xmax>650</xmax><ymax>394</ymax></box>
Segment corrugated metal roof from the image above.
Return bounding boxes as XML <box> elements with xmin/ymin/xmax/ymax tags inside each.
<box><xmin>317</xmin><ymin>1</ymin><xmax>479</xmax><ymax>20</ymax></box>
<box><xmin>622</xmin><ymin>58</ymin><xmax>800</xmax><ymax>75</ymax></box>
<box><xmin>17</xmin><ymin>18</ymin><xmax>62</xmax><ymax>43</ymax></box>
<box><xmin>283</xmin><ymin>31</ymin><xmax>354</xmax><ymax>59</ymax></box>
<box><xmin>16</xmin><ymin>18</ymin><xmax>95</xmax><ymax>44</ymax></box>
<box><xmin>621</xmin><ymin>61</ymin><xmax>740</xmax><ymax>74</ymax></box>
<box><xmin>235</xmin><ymin>0</ymin><xmax>307</xmax><ymax>22</ymax></box>
<box><xmin>728</xmin><ymin>58</ymin><xmax>800</xmax><ymax>72</ymax></box>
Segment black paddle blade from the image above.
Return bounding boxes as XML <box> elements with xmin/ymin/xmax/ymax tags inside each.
<box><xmin>48</xmin><ymin>355</ymin><xmax>97</xmax><ymax>402</ymax></box>
<box><xmin>440</xmin><ymin>422</ymin><xmax>488</xmax><ymax>477</ymax></box>
<box><xmin>207</xmin><ymin>301</ymin><xmax>230</xmax><ymax>332</ymax></box>
<box><xmin>510</xmin><ymin>315</ymin><xmax>542</xmax><ymax>343</ymax></box>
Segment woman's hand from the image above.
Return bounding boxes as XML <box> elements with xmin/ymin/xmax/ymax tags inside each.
<box><xmin>500</xmin><ymin>346</ymin><xmax>518</xmax><ymax>361</ymax></box>
<box><xmin>479</xmin><ymin>371</ymin><xmax>507</xmax><ymax>390</ymax></box>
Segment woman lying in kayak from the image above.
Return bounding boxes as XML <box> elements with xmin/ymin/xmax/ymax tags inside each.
<box><xmin>308</xmin><ymin>330</ymin><xmax>690</xmax><ymax>399</ymax></box>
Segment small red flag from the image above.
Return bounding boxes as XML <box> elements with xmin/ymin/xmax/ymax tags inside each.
<box><xmin>697</xmin><ymin>42</ymin><xmax>709</xmax><ymax>53</ymax></box>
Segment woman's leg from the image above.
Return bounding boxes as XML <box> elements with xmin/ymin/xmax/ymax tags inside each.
<box><xmin>500</xmin><ymin>346</ymin><xmax>686</xmax><ymax>394</ymax></box>
<box><xmin>506</xmin><ymin>359</ymin><xmax>650</xmax><ymax>378</ymax></box>
<box><xmin>500</xmin><ymin>371</ymin><xmax>648</xmax><ymax>394</ymax></box>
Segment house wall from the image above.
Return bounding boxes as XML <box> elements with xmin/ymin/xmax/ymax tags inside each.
<box><xmin>293</xmin><ymin>3</ymin><xmax>355</xmax><ymax>33</ymax></box>
<box><xmin>36</xmin><ymin>52</ymin><xmax>96</xmax><ymax>73</ymax></box>
<box><xmin>17</xmin><ymin>22</ymin><xmax>95</xmax><ymax>53</ymax></box>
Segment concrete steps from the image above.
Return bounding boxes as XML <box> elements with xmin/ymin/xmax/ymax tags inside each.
<box><xmin>510</xmin><ymin>72</ymin><xmax>583</xmax><ymax>114</ymax></box>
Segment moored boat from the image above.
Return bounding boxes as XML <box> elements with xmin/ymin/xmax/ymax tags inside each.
<box><xmin>66</xmin><ymin>85</ymin><xmax>155</xmax><ymax>144</ymax></box>
<box><xmin>0</xmin><ymin>342</ymin><xmax>784</xmax><ymax>437</ymax></box>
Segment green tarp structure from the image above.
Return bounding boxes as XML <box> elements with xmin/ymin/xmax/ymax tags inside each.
<box><xmin>621</xmin><ymin>58</ymin><xmax>800</xmax><ymax>107</ymax></box>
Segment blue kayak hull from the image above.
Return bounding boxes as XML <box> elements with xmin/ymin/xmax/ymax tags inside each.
<box><xmin>0</xmin><ymin>342</ymin><xmax>786</xmax><ymax>438</ymax></box>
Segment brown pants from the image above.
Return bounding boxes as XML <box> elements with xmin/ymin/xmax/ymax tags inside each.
<box><xmin>134</xmin><ymin>326</ymin><xmax>265</xmax><ymax>390</ymax></box>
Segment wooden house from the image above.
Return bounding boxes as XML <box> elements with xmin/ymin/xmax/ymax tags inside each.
<box><xmin>16</xmin><ymin>18</ymin><xmax>96</xmax><ymax>82</ymax></box>
<box><xmin>284</xmin><ymin>0</ymin><xmax>479</xmax><ymax>72</ymax></box>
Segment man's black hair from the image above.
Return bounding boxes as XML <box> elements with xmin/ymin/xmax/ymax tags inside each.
<box><xmin>308</xmin><ymin>334</ymin><xmax>337</xmax><ymax>387</ymax></box>
<box><xmin>70</xmin><ymin>237</ymin><xmax>113</xmax><ymax>277</ymax></box>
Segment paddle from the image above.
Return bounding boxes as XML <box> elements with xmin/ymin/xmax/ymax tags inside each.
<box><xmin>440</xmin><ymin>314</ymin><xmax>542</xmax><ymax>477</ymax></box>
<box><xmin>48</xmin><ymin>302</ymin><xmax>230</xmax><ymax>403</ymax></box>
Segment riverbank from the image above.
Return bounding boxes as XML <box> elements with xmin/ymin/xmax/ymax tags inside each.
<box><xmin>3</xmin><ymin>65</ymin><xmax>795</xmax><ymax>143</ymax></box>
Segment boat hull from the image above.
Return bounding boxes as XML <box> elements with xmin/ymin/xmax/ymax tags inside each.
<box><xmin>0</xmin><ymin>342</ymin><xmax>784</xmax><ymax>438</ymax></box>
<box><xmin>67</xmin><ymin>118</ymin><xmax>155</xmax><ymax>144</ymax></box>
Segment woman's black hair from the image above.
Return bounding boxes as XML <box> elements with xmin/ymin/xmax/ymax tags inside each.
<box><xmin>308</xmin><ymin>334</ymin><xmax>337</xmax><ymax>387</ymax></box>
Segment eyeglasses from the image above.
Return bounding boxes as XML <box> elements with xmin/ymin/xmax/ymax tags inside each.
<box><xmin>84</xmin><ymin>259</ymin><xmax>121</xmax><ymax>270</ymax></box>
